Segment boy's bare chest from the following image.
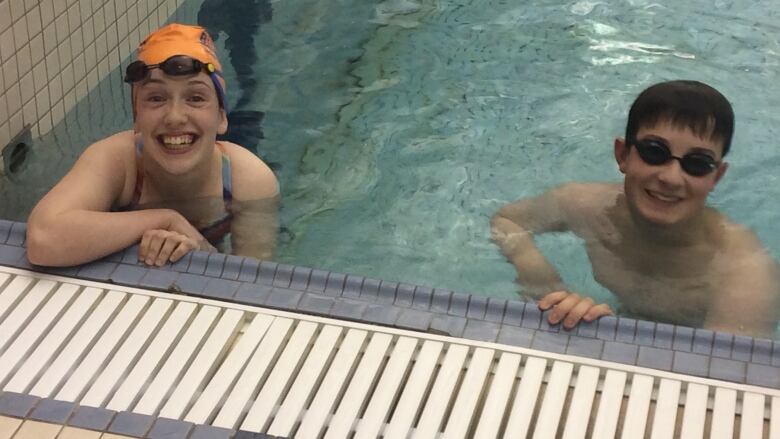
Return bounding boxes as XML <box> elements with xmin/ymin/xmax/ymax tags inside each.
<box><xmin>584</xmin><ymin>239</ymin><xmax>717</xmax><ymax>325</ymax></box>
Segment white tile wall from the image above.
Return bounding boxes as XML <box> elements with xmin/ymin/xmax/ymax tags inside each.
<box><xmin>0</xmin><ymin>0</ymin><xmax>192</xmax><ymax>150</ymax></box>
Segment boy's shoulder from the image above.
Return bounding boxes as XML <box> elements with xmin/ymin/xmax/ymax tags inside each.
<box><xmin>549</xmin><ymin>182</ymin><xmax>622</xmax><ymax>211</ymax></box>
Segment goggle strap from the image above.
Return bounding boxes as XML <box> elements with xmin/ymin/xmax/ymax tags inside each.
<box><xmin>210</xmin><ymin>72</ymin><xmax>228</xmax><ymax>113</ymax></box>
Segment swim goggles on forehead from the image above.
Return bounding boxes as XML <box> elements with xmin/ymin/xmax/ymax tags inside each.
<box><xmin>123</xmin><ymin>55</ymin><xmax>219</xmax><ymax>83</ymax></box>
<box><xmin>123</xmin><ymin>55</ymin><xmax>227</xmax><ymax>109</ymax></box>
<box><xmin>631</xmin><ymin>138</ymin><xmax>719</xmax><ymax>177</ymax></box>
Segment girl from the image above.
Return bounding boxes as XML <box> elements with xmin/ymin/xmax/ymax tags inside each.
<box><xmin>27</xmin><ymin>24</ymin><xmax>279</xmax><ymax>267</ymax></box>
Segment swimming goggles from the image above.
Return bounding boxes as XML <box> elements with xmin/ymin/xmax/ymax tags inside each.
<box><xmin>123</xmin><ymin>55</ymin><xmax>219</xmax><ymax>83</ymax></box>
<box><xmin>124</xmin><ymin>55</ymin><xmax>227</xmax><ymax>110</ymax></box>
<box><xmin>632</xmin><ymin>138</ymin><xmax>719</xmax><ymax>177</ymax></box>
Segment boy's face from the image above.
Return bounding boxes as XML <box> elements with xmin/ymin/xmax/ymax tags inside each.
<box><xmin>614</xmin><ymin>120</ymin><xmax>728</xmax><ymax>226</ymax></box>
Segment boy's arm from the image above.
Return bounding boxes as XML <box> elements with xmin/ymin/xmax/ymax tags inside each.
<box><xmin>26</xmin><ymin>133</ymin><xmax>204</xmax><ymax>266</ymax></box>
<box><xmin>490</xmin><ymin>198</ymin><xmax>567</xmax><ymax>296</ymax></box>
<box><xmin>705</xmin><ymin>242</ymin><xmax>780</xmax><ymax>338</ymax></box>
<box><xmin>491</xmin><ymin>184</ymin><xmax>613</xmax><ymax>328</ymax></box>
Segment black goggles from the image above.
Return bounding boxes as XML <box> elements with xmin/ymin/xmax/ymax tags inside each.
<box><xmin>123</xmin><ymin>55</ymin><xmax>218</xmax><ymax>83</ymax></box>
<box><xmin>632</xmin><ymin>139</ymin><xmax>719</xmax><ymax>177</ymax></box>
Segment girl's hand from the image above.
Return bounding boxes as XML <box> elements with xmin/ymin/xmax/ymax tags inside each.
<box><xmin>139</xmin><ymin>229</ymin><xmax>203</xmax><ymax>266</ymax></box>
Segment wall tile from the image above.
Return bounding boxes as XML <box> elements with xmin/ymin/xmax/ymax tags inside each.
<box><xmin>83</xmin><ymin>18</ymin><xmax>95</xmax><ymax>49</ymax></box>
<box><xmin>96</xmin><ymin>31</ymin><xmax>107</xmax><ymax>61</ymax></box>
<box><xmin>138</xmin><ymin>0</ymin><xmax>148</xmax><ymax>21</ymax></box>
<box><xmin>45</xmin><ymin>52</ymin><xmax>59</xmax><ymax>83</ymax></box>
<box><xmin>3</xmin><ymin>56</ymin><xmax>18</xmax><ymax>93</ymax></box>
<box><xmin>63</xmin><ymin>89</ymin><xmax>75</xmax><ymax>114</ymax></box>
<box><xmin>67</xmin><ymin>5</ymin><xmax>80</xmax><ymax>36</ymax></box>
<box><xmin>1</xmin><ymin>27</ymin><xmax>16</xmax><ymax>62</ymax></box>
<box><xmin>0</xmin><ymin>94</ymin><xmax>7</xmax><ymax>126</ymax></box>
<box><xmin>26</xmin><ymin>5</ymin><xmax>41</xmax><ymax>38</ymax></box>
<box><xmin>19</xmin><ymin>70</ymin><xmax>33</xmax><ymax>104</ymax></box>
<box><xmin>86</xmin><ymin>67</ymin><xmax>98</xmax><ymax>91</ymax></box>
<box><xmin>17</xmin><ymin>44</ymin><xmax>31</xmax><ymax>77</ymax></box>
<box><xmin>1</xmin><ymin>0</ymin><xmax>183</xmax><ymax>138</ymax></box>
<box><xmin>10</xmin><ymin>0</ymin><xmax>26</xmax><ymax>27</ymax></box>
<box><xmin>70</xmin><ymin>26</ymin><xmax>84</xmax><ymax>56</ymax></box>
<box><xmin>35</xmin><ymin>89</ymin><xmax>50</xmax><ymax>118</ymax></box>
<box><xmin>23</xmin><ymin>0</ymin><xmax>37</xmax><ymax>13</ymax></box>
<box><xmin>32</xmin><ymin>59</ymin><xmax>46</xmax><ymax>91</ymax></box>
<box><xmin>5</xmin><ymin>82</ymin><xmax>22</xmax><ymax>115</ymax></box>
<box><xmin>38</xmin><ymin>111</ymin><xmax>52</xmax><ymax>134</ymax></box>
<box><xmin>94</xmin><ymin>7</ymin><xmax>105</xmax><ymax>36</ymax></box>
<box><xmin>104</xmin><ymin>2</ymin><xmax>116</xmax><ymax>23</ymax></box>
<box><xmin>39</xmin><ymin>1</ymin><xmax>54</xmax><ymax>29</ymax></box>
<box><xmin>22</xmin><ymin>97</ymin><xmax>35</xmax><ymax>128</ymax></box>
<box><xmin>19</xmin><ymin>72</ymin><xmax>35</xmax><ymax>106</ymax></box>
<box><xmin>29</xmin><ymin>33</ymin><xmax>43</xmax><ymax>67</ymax></box>
<box><xmin>54</xmin><ymin>15</ymin><xmax>68</xmax><ymax>44</ymax></box>
<box><xmin>75</xmin><ymin>78</ymin><xmax>87</xmax><ymax>101</ymax></box>
<box><xmin>51</xmin><ymin>99</ymin><xmax>64</xmax><ymax>126</ymax></box>
<box><xmin>12</xmin><ymin>16</ymin><xmax>28</xmax><ymax>51</ymax></box>
<box><xmin>0</xmin><ymin>2</ymin><xmax>12</xmax><ymax>34</ymax></box>
<box><xmin>0</xmin><ymin>122</ymin><xmax>9</xmax><ymax>148</ymax></box>
<box><xmin>53</xmin><ymin>0</ymin><xmax>66</xmax><ymax>17</ymax></box>
<box><xmin>79</xmin><ymin>0</ymin><xmax>92</xmax><ymax>22</ymax></box>
<box><xmin>72</xmin><ymin>53</ymin><xmax>85</xmax><ymax>82</ymax></box>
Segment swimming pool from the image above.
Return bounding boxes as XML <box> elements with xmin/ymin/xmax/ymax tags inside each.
<box><xmin>2</xmin><ymin>0</ymin><xmax>780</xmax><ymax>313</ymax></box>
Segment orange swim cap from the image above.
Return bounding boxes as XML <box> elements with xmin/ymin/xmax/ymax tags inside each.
<box><xmin>130</xmin><ymin>23</ymin><xmax>227</xmax><ymax>115</ymax></box>
<box><xmin>137</xmin><ymin>23</ymin><xmax>223</xmax><ymax>72</ymax></box>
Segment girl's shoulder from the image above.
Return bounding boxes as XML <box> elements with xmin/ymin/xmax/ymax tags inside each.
<box><xmin>82</xmin><ymin>130</ymin><xmax>138</xmax><ymax>163</ymax></box>
<box><xmin>219</xmin><ymin>141</ymin><xmax>279</xmax><ymax>199</ymax></box>
<box><xmin>79</xmin><ymin>130</ymin><xmax>140</xmax><ymax>206</ymax></box>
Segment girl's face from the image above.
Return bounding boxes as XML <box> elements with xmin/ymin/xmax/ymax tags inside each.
<box><xmin>133</xmin><ymin>69</ymin><xmax>227</xmax><ymax>176</ymax></box>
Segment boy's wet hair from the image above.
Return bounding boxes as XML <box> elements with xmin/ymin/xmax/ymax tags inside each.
<box><xmin>625</xmin><ymin>80</ymin><xmax>735</xmax><ymax>157</ymax></box>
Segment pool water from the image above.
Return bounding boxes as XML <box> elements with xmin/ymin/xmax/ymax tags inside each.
<box><xmin>2</xmin><ymin>0</ymin><xmax>780</xmax><ymax>311</ymax></box>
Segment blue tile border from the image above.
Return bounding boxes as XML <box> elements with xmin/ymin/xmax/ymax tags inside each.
<box><xmin>108</xmin><ymin>411</ymin><xmax>155</xmax><ymax>437</ymax></box>
<box><xmin>0</xmin><ymin>219</ymin><xmax>779</xmax><ymax>390</ymax></box>
<box><xmin>0</xmin><ymin>392</ymin><xmax>39</xmax><ymax>418</ymax></box>
<box><xmin>28</xmin><ymin>398</ymin><xmax>76</xmax><ymax>424</ymax></box>
<box><xmin>68</xmin><ymin>405</ymin><xmax>117</xmax><ymax>431</ymax></box>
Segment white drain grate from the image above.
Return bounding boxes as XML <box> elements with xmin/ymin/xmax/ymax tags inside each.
<box><xmin>0</xmin><ymin>266</ymin><xmax>778</xmax><ymax>438</ymax></box>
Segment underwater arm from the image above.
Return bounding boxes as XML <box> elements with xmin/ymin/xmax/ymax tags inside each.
<box><xmin>491</xmin><ymin>185</ymin><xmax>574</xmax><ymax>295</ymax></box>
<box><xmin>491</xmin><ymin>184</ymin><xmax>613</xmax><ymax>328</ymax></box>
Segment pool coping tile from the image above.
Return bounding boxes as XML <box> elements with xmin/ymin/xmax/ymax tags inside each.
<box><xmin>146</xmin><ymin>417</ymin><xmax>194</xmax><ymax>439</ymax></box>
<box><xmin>28</xmin><ymin>398</ymin><xmax>75</xmax><ymax>424</ymax></box>
<box><xmin>1</xmin><ymin>219</ymin><xmax>780</xmax><ymax>390</ymax></box>
<box><xmin>0</xmin><ymin>392</ymin><xmax>39</xmax><ymax>418</ymax></box>
<box><xmin>68</xmin><ymin>406</ymin><xmax>116</xmax><ymax>431</ymax></box>
<box><xmin>108</xmin><ymin>411</ymin><xmax>155</xmax><ymax>437</ymax></box>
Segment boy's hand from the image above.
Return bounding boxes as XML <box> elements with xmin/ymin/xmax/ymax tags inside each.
<box><xmin>139</xmin><ymin>229</ymin><xmax>211</xmax><ymax>266</ymax></box>
<box><xmin>537</xmin><ymin>291</ymin><xmax>613</xmax><ymax>329</ymax></box>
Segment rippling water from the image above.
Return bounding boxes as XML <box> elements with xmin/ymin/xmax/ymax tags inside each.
<box><xmin>263</xmin><ymin>0</ymin><xmax>780</xmax><ymax>303</ymax></box>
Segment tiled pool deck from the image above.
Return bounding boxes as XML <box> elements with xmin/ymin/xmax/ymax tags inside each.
<box><xmin>0</xmin><ymin>218</ymin><xmax>778</xmax><ymax>392</ymax></box>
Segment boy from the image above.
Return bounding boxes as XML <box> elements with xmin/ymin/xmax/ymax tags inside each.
<box><xmin>491</xmin><ymin>80</ymin><xmax>780</xmax><ymax>338</ymax></box>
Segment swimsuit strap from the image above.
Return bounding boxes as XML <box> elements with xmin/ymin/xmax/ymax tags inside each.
<box><xmin>129</xmin><ymin>135</ymin><xmax>145</xmax><ymax>208</ymax></box>
<box><xmin>216</xmin><ymin>141</ymin><xmax>233</xmax><ymax>212</ymax></box>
